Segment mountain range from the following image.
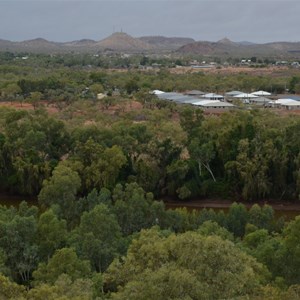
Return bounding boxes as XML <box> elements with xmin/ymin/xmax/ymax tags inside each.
<box><xmin>176</xmin><ymin>38</ymin><xmax>300</xmax><ymax>58</ymax></box>
<box><xmin>1</xmin><ymin>32</ymin><xmax>300</xmax><ymax>58</ymax></box>
<box><xmin>0</xmin><ymin>32</ymin><xmax>193</xmax><ymax>54</ymax></box>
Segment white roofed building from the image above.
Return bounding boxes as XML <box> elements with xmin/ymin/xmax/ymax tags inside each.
<box><xmin>251</xmin><ymin>90</ymin><xmax>271</xmax><ymax>96</ymax></box>
<box><xmin>269</xmin><ymin>99</ymin><xmax>300</xmax><ymax>109</ymax></box>
<box><xmin>203</xmin><ymin>93</ymin><xmax>224</xmax><ymax>100</ymax></box>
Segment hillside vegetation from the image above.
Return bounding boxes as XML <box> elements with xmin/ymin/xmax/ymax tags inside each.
<box><xmin>0</xmin><ymin>53</ymin><xmax>300</xmax><ymax>299</ymax></box>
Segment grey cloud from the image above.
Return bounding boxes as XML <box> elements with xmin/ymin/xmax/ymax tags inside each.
<box><xmin>0</xmin><ymin>1</ymin><xmax>299</xmax><ymax>43</ymax></box>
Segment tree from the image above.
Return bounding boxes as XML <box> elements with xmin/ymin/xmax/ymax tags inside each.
<box><xmin>189</xmin><ymin>139</ymin><xmax>216</xmax><ymax>182</ymax></box>
<box><xmin>28</xmin><ymin>274</ymin><xmax>95</xmax><ymax>300</ymax></box>
<box><xmin>0</xmin><ymin>202</ymin><xmax>39</xmax><ymax>284</ymax></box>
<box><xmin>225</xmin><ymin>138</ymin><xmax>271</xmax><ymax>201</ymax></box>
<box><xmin>28</xmin><ymin>91</ymin><xmax>43</xmax><ymax>109</ymax></box>
<box><xmin>70</xmin><ymin>204</ymin><xmax>122</xmax><ymax>272</ymax></box>
<box><xmin>106</xmin><ymin>228</ymin><xmax>268</xmax><ymax>299</ymax></box>
<box><xmin>242</xmin><ymin>228</ymin><xmax>284</xmax><ymax>280</ymax></box>
<box><xmin>0</xmin><ymin>274</ymin><xmax>26</xmax><ymax>300</ymax></box>
<box><xmin>125</xmin><ymin>79</ymin><xmax>139</xmax><ymax>94</ymax></box>
<box><xmin>2</xmin><ymin>110</ymin><xmax>70</xmax><ymax>195</ymax></box>
<box><xmin>248</xmin><ymin>204</ymin><xmax>275</xmax><ymax>231</ymax></box>
<box><xmin>226</xmin><ymin>202</ymin><xmax>249</xmax><ymax>237</ymax></box>
<box><xmin>33</xmin><ymin>248</ymin><xmax>91</xmax><ymax>285</ymax></box>
<box><xmin>112</xmin><ymin>183</ymin><xmax>164</xmax><ymax>235</ymax></box>
<box><xmin>280</xmin><ymin>216</ymin><xmax>300</xmax><ymax>284</ymax></box>
<box><xmin>37</xmin><ymin>209</ymin><xmax>68</xmax><ymax>261</ymax></box>
<box><xmin>2</xmin><ymin>83</ymin><xmax>21</xmax><ymax>104</ymax></box>
<box><xmin>197</xmin><ymin>220</ymin><xmax>234</xmax><ymax>241</ymax></box>
<box><xmin>71</xmin><ymin>138</ymin><xmax>126</xmax><ymax>192</ymax></box>
<box><xmin>179</xmin><ymin>107</ymin><xmax>203</xmax><ymax>140</ymax></box>
<box><xmin>38</xmin><ymin>164</ymin><xmax>81</xmax><ymax>225</ymax></box>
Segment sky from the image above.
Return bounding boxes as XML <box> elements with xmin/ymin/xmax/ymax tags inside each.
<box><xmin>0</xmin><ymin>0</ymin><xmax>299</xmax><ymax>43</ymax></box>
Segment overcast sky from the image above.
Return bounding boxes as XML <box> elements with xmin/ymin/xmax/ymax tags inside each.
<box><xmin>1</xmin><ymin>0</ymin><xmax>299</xmax><ymax>43</ymax></box>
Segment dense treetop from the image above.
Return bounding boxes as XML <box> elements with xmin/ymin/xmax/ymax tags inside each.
<box><xmin>0</xmin><ymin>52</ymin><xmax>300</xmax><ymax>299</ymax></box>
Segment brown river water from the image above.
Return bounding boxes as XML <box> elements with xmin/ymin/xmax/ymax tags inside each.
<box><xmin>1</xmin><ymin>195</ymin><xmax>299</xmax><ymax>220</ymax></box>
<box><xmin>165</xmin><ymin>199</ymin><xmax>300</xmax><ymax>220</ymax></box>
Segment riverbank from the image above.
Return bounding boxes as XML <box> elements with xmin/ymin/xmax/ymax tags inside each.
<box><xmin>164</xmin><ymin>198</ymin><xmax>300</xmax><ymax>220</ymax></box>
<box><xmin>1</xmin><ymin>194</ymin><xmax>299</xmax><ymax>219</ymax></box>
<box><xmin>164</xmin><ymin>198</ymin><xmax>300</xmax><ymax>211</ymax></box>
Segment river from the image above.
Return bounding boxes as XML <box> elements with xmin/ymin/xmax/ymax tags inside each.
<box><xmin>1</xmin><ymin>195</ymin><xmax>299</xmax><ymax>220</ymax></box>
<box><xmin>165</xmin><ymin>199</ymin><xmax>300</xmax><ymax>220</ymax></box>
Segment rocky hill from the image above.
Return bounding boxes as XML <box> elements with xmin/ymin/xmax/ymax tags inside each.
<box><xmin>0</xmin><ymin>38</ymin><xmax>63</xmax><ymax>53</ymax></box>
<box><xmin>94</xmin><ymin>32</ymin><xmax>153</xmax><ymax>52</ymax></box>
<box><xmin>0</xmin><ymin>33</ymin><xmax>154</xmax><ymax>54</ymax></box>
<box><xmin>138</xmin><ymin>36</ymin><xmax>195</xmax><ymax>50</ymax></box>
<box><xmin>177</xmin><ymin>38</ymin><xmax>300</xmax><ymax>58</ymax></box>
<box><xmin>1</xmin><ymin>34</ymin><xmax>300</xmax><ymax>58</ymax></box>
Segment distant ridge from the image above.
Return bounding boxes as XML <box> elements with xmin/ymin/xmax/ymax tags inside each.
<box><xmin>217</xmin><ymin>37</ymin><xmax>237</xmax><ymax>45</ymax></box>
<box><xmin>237</xmin><ymin>41</ymin><xmax>256</xmax><ymax>46</ymax></box>
<box><xmin>94</xmin><ymin>32</ymin><xmax>153</xmax><ymax>52</ymax></box>
<box><xmin>1</xmin><ymin>33</ymin><xmax>300</xmax><ymax>57</ymax></box>
<box><xmin>177</xmin><ymin>38</ymin><xmax>300</xmax><ymax>58</ymax></box>
<box><xmin>138</xmin><ymin>36</ymin><xmax>195</xmax><ymax>50</ymax></box>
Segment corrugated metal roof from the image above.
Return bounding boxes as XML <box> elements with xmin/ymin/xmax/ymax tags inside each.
<box><xmin>203</xmin><ymin>93</ymin><xmax>224</xmax><ymax>99</ymax></box>
<box><xmin>192</xmin><ymin>100</ymin><xmax>234</xmax><ymax>107</ymax></box>
<box><xmin>234</xmin><ymin>93</ymin><xmax>258</xmax><ymax>98</ymax></box>
<box><xmin>225</xmin><ymin>91</ymin><xmax>244</xmax><ymax>96</ymax></box>
<box><xmin>282</xmin><ymin>102</ymin><xmax>300</xmax><ymax>106</ymax></box>
<box><xmin>272</xmin><ymin>99</ymin><xmax>296</xmax><ymax>104</ymax></box>
<box><xmin>271</xmin><ymin>99</ymin><xmax>300</xmax><ymax>106</ymax></box>
<box><xmin>157</xmin><ymin>92</ymin><xmax>181</xmax><ymax>99</ymax></box>
<box><xmin>180</xmin><ymin>98</ymin><xmax>204</xmax><ymax>104</ymax></box>
<box><xmin>250</xmin><ymin>97</ymin><xmax>271</xmax><ymax>102</ymax></box>
<box><xmin>281</xmin><ymin>95</ymin><xmax>300</xmax><ymax>101</ymax></box>
<box><xmin>192</xmin><ymin>100</ymin><xmax>221</xmax><ymax>105</ymax></box>
<box><xmin>185</xmin><ymin>90</ymin><xmax>205</xmax><ymax>95</ymax></box>
<box><xmin>203</xmin><ymin>102</ymin><xmax>234</xmax><ymax>107</ymax></box>
<box><xmin>251</xmin><ymin>90</ymin><xmax>271</xmax><ymax>96</ymax></box>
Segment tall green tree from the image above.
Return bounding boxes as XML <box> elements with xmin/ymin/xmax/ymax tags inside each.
<box><xmin>37</xmin><ymin>209</ymin><xmax>68</xmax><ymax>261</ymax></box>
<box><xmin>38</xmin><ymin>164</ymin><xmax>81</xmax><ymax>225</ymax></box>
<box><xmin>33</xmin><ymin>248</ymin><xmax>91</xmax><ymax>285</ymax></box>
<box><xmin>70</xmin><ymin>204</ymin><xmax>122</xmax><ymax>273</ymax></box>
<box><xmin>106</xmin><ymin>228</ymin><xmax>268</xmax><ymax>300</ymax></box>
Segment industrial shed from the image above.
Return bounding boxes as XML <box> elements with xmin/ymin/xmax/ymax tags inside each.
<box><xmin>281</xmin><ymin>102</ymin><xmax>300</xmax><ymax>110</ymax></box>
<box><xmin>192</xmin><ymin>100</ymin><xmax>234</xmax><ymax>110</ymax></box>
<box><xmin>225</xmin><ymin>90</ymin><xmax>244</xmax><ymax>97</ymax></box>
<box><xmin>203</xmin><ymin>93</ymin><xmax>224</xmax><ymax>100</ymax></box>
<box><xmin>269</xmin><ymin>99</ymin><xmax>300</xmax><ymax>109</ymax></box>
<box><xmin>249</xmin><ymin>97</ymin><xmax>271</xmax><ymax>106</ymax></box>
<box><xmin>251</xmin><ymin>90</ymin><xmax>271</xmax><ymax>96</ymax></box>
<box><xmin>156</xmin><ymin>91</ymin><xmax>234</xmax><ymax>109</ymax></box>
<box><xmin>157</xmin><ymin>92</ymin><xmax>201</xmax><ymax>104</ymax></box>
<box><xmin>185</xmin><ymin>90</ymin><xmax>205</xmax><ymax>97</ymax></box>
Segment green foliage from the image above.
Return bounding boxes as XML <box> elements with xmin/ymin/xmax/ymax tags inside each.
<box><xmin>197</xmin><ymin>220</ymin><xmax>234</xmax><ymax>241</ymax></box>
<box><xmin>0</xmin><ymin>202</ymin><xmax>39</xmax><ymax>284</ymax></box>
<box><xmin>28</xmin><ymin>274</ymin><xmax>95</xmax><ymax>300</ymax></box>
<box><xmin>226</xmin><ymin>202</ymin><xmax>249</xmax><ymax>237</ymax></box>
<box><xmin>111</xmin><ymin>183</ymin><xmax>166</xmax><ymax>235</ymax></box>
<box><xmin>280</xmin><ymin>216</ymin><xmax>300</xmax><ymax>284</ymax></box>
<box><xmin>38</xmin><ymin>164</ymin><xmax>81</xmax><ymax>225</ymax></box>
<box><xmin>1</xmin><ymin>109</ymin><xmax>70</xmax><ymax>195</ymax></box>
<box><xmin>248</xmin><ymin>204</ymin><xmax>275</xmax><ymax>231</ymax></box>
<box><xmin>70</xmin><ymin>204</ymin><xmax>122</xmax><ymax>272</ymax></box>
<box><xmin>37</xmin><ymin>209</ymin><xmax>68</xmax><ymax>261</ymax></box>
<box><xmin>69</xmin><ymin>138</ymin><xmax>127</xmax><ymax>192</ymax></box>
<box><xmin>106</xmin><ymin>228</ymin><xmax>268</xmax><ymax>299</ymax></box>
<box><xmin>0</xmin><ymin>274</ymin><xmax>26</xmax><ymax>300</ymax></box>
<box><xmin>33</xmin><ymin>248</ymin><xmax>91</xmax><ymax>285</ymax></box>
<box><xmin>0</xmin><ymin>55</ymin><xmax>300</xmax><ymax>298</ymax></box>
